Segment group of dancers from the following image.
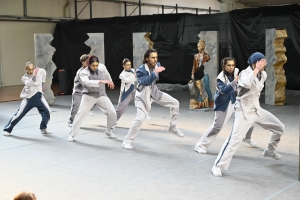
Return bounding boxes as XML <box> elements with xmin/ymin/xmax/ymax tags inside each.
<box><xmin>2</xmin><ymin>50</ymin><xmax>285</xmax><ymax>177</ymax></box>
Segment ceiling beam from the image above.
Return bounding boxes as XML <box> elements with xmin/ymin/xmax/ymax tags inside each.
<box><xmin>237</xmin><ymin>0</ymin><xmax>300</xmax><ymax>7</ymax></box>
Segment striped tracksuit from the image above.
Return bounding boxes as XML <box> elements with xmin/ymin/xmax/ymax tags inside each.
<box><xmin>3</xmin><ymin>69</ymin><xmax>50</xmax><ymax>133</ymax></box>
<box><xmin>195</xmin><ymin>68</ymin><xmax>254</xmax><ymax>150</ymax></box>
<box><xmin>214</xmin><ymin>67</ymin><xmax>285</xmax><ymax>170</ymax></box>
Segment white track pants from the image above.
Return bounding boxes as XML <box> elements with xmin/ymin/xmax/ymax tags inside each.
<box><xmin>70</xmin><ymin>95</ymin><xmax>117</xmax><ymax>138</ymax></box>
<box><xmin>214</xmin><ymin>105</ymin><xmax>285</xmax><ymax>170</ymax></box>
<box><xmin>124</xmin><ymin>92</ymin><xmax>179</xmax><ymax>144</ymax></box>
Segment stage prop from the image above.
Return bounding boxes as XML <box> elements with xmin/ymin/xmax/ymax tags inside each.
<box><xmin>85</xmin><ymin>33</ymin><xmax>105</xmax><ymax>63</ymax></box>
<box><xmin>190</xmin><ymin>31</ymin><xmax>218</xmax><ymax>111</ymax></box>
<box><xmin>265</xmin><ymin>29</ymin><xmax>288</xmax><ymax>105</ymax></box>
<box><xmin>84</xmin><ymin>33</ymin><xmax>112</xmax><ymax>80</ymax></box>
<box><xmin>132</xmin><ymin>32</ymin><xmax>150</xmax><ymax>69</ymax></box>
<box><xmin>34</xmin><ymin>34</ymin><xmax>56</xmax><ymax>105</ymax></box>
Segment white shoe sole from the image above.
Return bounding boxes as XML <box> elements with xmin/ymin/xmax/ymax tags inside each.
<box><xmin>243</xmin><ymin>139</ymin><xmax>258</xmax><ymax>147</ymax></box>
<box><xmin>168</xmin><ymin>128</ymin><xmax>184</xmax><ymax>137</ymax></box>
<box><xmin>106</xmin><ymin>134</ymin><xmax>116</xmax><ymax>139</ymax></box>
<box><xmin>212</xmin><ymin>166</ymin><xmax>222</xmax><ymax>177</ymax></box>
<box><xmin>68</xmin><ymin>136</ymin><xmax>74</xmax><ymax>142</ymax></box>
<box><xmin>263</xmin><ymin>149</ymin><xmax>281</xmax><ymax>160</ymax></box>
<box><xmin>194</xmin><ymin>147</ymin><xmax>207</xmax><ymax>154</ymax></box>
<box><xmin>122</xmin><ymin>143</ymin><xmax>133</xmax><ymax>150</ymax></box>
<box><xmin>3</xmin><ymin>131</ymin><xmax>11</xmax><ymax>136</ymax></box>
<box><xmin>105</xmin><ymin>131</ymin><xmax>116</xmax><ymax>139</ymax></box>
<box><xmin>41</xmin><ymin>130</ymin><xmax>52</xmax><ymax>134</ymax></box>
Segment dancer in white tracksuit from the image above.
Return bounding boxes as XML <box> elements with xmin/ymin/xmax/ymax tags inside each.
<box><xmin>212</xmin><ymin>52</ymin><xmax>285</xmax><ymax>177</ymax></box>
<box><xmin>68</xmin><ymin>55</ymin><xmax>117</xmax><ymax>142</ymax></box>
<box><xmin>116</xmin><ymin>58</ymin><xmax>136</xmax><ymax>121</ymax></box>
<box><xmin>3</xmin><ymin>62</ymin><xmax>51</xmax><ymax>136</ymax></box>
<box><xmin>89</xmin><ymin>59</ymin><xmax>114</xmax><ymax>116</ymax></box>
<box><xmin>194</xmin><ymin>57</ymin><xmax>257</xmax><ymax>154</ymax></box>
<box><xmin>68</xmin><ymin>54</ymin><xmax>115</xmax><ymax>125</ymax></box>
<box><xmin>122</xmin><ymin>49</ymin><xmax>184</xmax><ymax>150</ymax></box>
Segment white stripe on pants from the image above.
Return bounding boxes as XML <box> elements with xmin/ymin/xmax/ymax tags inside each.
<box><xmin>70</xmin><ymin>94</ymin><xmax>117</xmax><ymax>138</ymax></box>
<box><xmin>214</xmin><ymin>105</ymin><xmax>285</xmax><ymax>170</ymax></box>
<box><xmin>124</xmin><ymin>92</ymin><xmax>179</xmax><ymax>144</ymax></box>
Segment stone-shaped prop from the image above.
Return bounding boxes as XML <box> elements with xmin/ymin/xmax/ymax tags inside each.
<box><xmin>34</xmin><ymin>34</ymin><xmax>56</xmax><ymax>105</ymax></box>
<box><xmin>265</xmin><ymin>29</ymin><xmax>287</xmax><ymax>105</ymax></box>
<box><xmin>85</xmin><ymin>33</ymin><xmax>105</xmax><ymax>63</ymax></box>
<box><xmin>132</xmin><ymin>32</ymin><xmax>151</xmax><ymax>70</ymax></box>
<box><xmin>85</xmin><ymin>33</ymin><xmax>112</xmax><ymax>80</ymax></box>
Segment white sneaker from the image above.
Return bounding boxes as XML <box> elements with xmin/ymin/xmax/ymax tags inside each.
<box><xmin>68</xmin><ymin>135</ymin><xmax>74</xmax><ymax>142</ymax></box>
<box><xmin>243</xmin><ymin>138</ymin><xmax>258</xmax><ymax>147</ymax></box>
<box><xmin>263</xmin><ymin>149</ymin><xmax>282</xmax><ymax>160</ymax></box>
<box><xmin>89</xmin><ymin>111</ymin><xmax>94</xmax><ymax>116</ymax></box>
<box><xmin>3</xmin><ymin>131</ymin><xmax>11</xmax><ymax>136</ymax></box>
<box><xmin>212</xmin><ymin>165</ymin><xmax>222</xmax><ymax>177</ymax></box>
<box><xmin>40</xmin><ymin>129</ymin><xmax>52</xmax><ymax>134</ymax></box>
<box><xmin>194</xmin><ymin>146</ymin><xmax>207</xmax><ymax>154</ymax></box>
<box><xmin>68</xmin><ymin>123</ymin><xmax>73</xmax><ymax>127</ymax></box>
<box><xmin>168</xmin><ymin>126</ymin><xmax>184</xmax><ymax>137</ymax></box>
<box><xmin>105</xmin><ymin>130</ymin><xmax>116</xmax><ymax>139</ymax></box>
<box><xmin>122</xmin><ymin>141</ymin><xmax>133</xmax><ymax>150</ymax></box>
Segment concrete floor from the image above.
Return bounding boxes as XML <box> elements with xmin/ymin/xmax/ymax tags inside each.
<box><xmin>0</xmin><ymin>90</ymin><xmax>299</xmax><ymax>200</ymax></box>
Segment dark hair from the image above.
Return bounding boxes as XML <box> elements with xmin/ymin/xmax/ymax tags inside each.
<box><xmin>221</xmin><ymin>57</ymin><xmax>235</xmax><ymax>70</ymax></box>
<box><xmin>122</xmin><ymin>58</ymin><xmax>131</xmax><ymax>65</ymax></box>
<box><xmin>80</xmin><ymin>54</ymin><xmax>89</xmax><ymax>62</ymax></box>
<box><xmin>143</xmin><ymin>49</ymin><xmax>158</xmax><ymax>64</ymax></box>
<box><xmin>221</xmin><ymin>57</ymin><xmax>236</xmax><ymax>79</ymax></box>
<box><xmin>86</xmin><ymin>55</ymin><xmax>99</xmax><ymax>66</ymax></box>
<box><xmin>13</xmin><ymin>192</ymin><xmax>37</xmax><ymax>200</ymax></box>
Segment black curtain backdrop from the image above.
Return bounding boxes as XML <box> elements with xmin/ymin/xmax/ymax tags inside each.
<box><xmin>52</xmin><ymin>4</ymin><xmax>300</xmax><ymax>89</ymax></box>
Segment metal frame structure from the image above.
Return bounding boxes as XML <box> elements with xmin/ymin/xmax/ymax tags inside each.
<box><xmin>75</xmin><ymin>0</ymin><xmax>93</xmax><ymax>19</ymax></box>
<box><xmin>0</xmin><ymin>0</ymin><xmax>219</xmax><ymax>22</ymax></box>
<box><xmin>0</xmin><ymin>0</ymin><xmax>74</xmax><ymax>23</ymax></box>
<box><xmin>74</xmin><ymin>0</ymin><xmax>219</xmax><ymax>19</ymax></box>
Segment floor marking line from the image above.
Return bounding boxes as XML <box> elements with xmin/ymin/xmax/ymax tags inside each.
<box><xmin>263</xmin><ymin>181</ymin><xmax>299</xmax><ymax>200</ymax></box>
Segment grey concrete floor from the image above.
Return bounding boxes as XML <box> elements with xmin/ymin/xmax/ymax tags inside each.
<box><xmin>0</xmin><ymin>90</ymin><xmax>299</xmax><ymax>200</ymax></box>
